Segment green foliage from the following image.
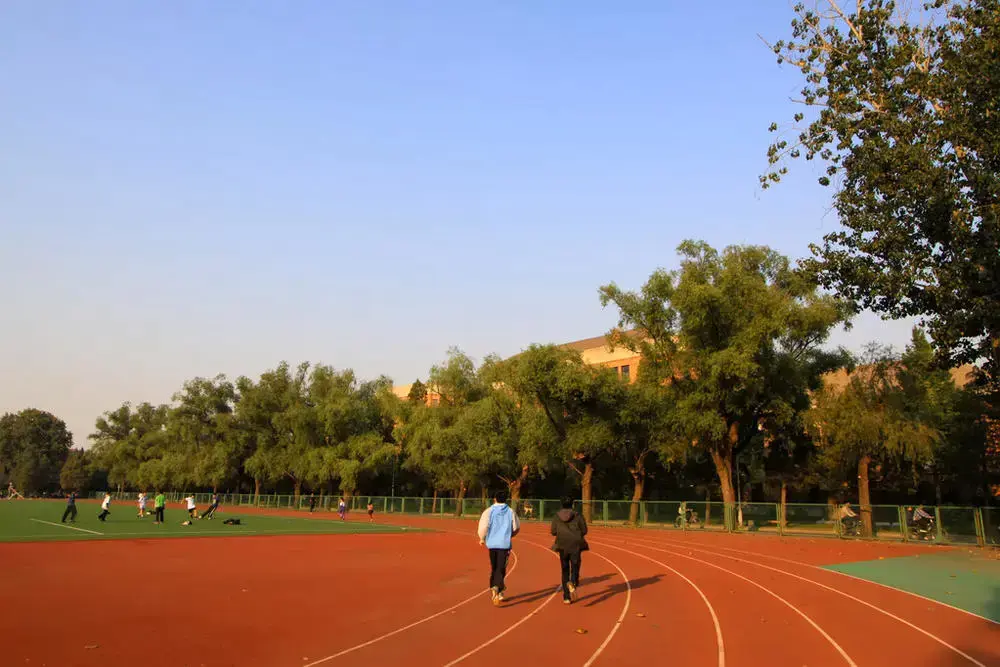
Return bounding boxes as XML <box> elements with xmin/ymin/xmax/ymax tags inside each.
<box><xmin>59</xmin><ymin>449</ymin><xmax>96</xmax><ymax>493</ymax></box>
<box><xmin>0</xmin><ymin>409</ymin><xmax>73</xmax><ymax>493</ymax></box>
<box><xmin>601</xmin><ymin>241</ymin><xmax>852</xmax><ymax>504</ymax></box>
<box><xmin>406</xmin><ymin>379</ymin><xmax>428</xmax><ymax>404</ymax></box>
<box><xmin>765</xmin><ymin>0</ymin><xmax>1000</xmax><ymax>387</ymax></box>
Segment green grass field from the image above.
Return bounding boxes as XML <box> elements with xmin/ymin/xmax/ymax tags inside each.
<box><xmin>0</xmin><ymin>500</ymin><xmax>416</xmax><ymax>543</ymax></box>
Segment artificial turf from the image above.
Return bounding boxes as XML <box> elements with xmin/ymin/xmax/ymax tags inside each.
<box><xmin>0</xmin><ymin>499</ymin><xmax>416</xmax><ymax>543</ymax></box>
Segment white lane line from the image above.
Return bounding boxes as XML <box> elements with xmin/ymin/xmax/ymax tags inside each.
<box><xmin>441</xmin><ymin>586</ymin><xmax>562</xmax><ymax>667</ymax></box>
<box><xmin>598</xmin><ymin>538</ymin><xmax>857</xmax><ymax>666</ymax></box>
<box><xmin>581</xmin><ymin>550</ymin><xmax>633</xmax><ymax>667</ymax></box>
<box><xmin>29</xmin><ymin>518</ymin><xmax>103</xmax><ymax>535</ymax></box>
<box><xmin>301</xmin><ymin>551</ymin><xmax>520</xmax><ymax>667</ymax></box>
<box><xmin>592</xmin><ymin>541</ymin><xmax>724</xmax><ymax>667</ymax></box>
<box><xmin>641</xmin><ymin>533</ymin><xmax>1000</xmax><ymax>627</ymax></box>
<box><xmin>622</xmin><ymin>535</ymin><xmax>988</xmax><ymax>667</ymax></box>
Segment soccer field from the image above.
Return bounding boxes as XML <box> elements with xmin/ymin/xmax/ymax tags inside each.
<box><xmin>0</xmin><ymin>499</ymin><xmax>414</xmax><ymax>542</ymax></box>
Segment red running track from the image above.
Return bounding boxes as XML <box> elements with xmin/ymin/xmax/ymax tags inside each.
<box><xmin>1</xmin><ymin>507</ymin><xmax>996</xmax><ymax>667</ymax></box>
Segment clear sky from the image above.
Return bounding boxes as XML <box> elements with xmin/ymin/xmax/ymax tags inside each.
<box><xmin>0</xmin><ymin>1</ymin><xmax>915</xmax><ymax>447</ymax></box>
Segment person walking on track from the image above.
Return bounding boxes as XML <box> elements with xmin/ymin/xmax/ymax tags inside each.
<box><xmin>477</xmin><ymin>489</ymin><xmax>520</xmax><ymax>606</ymax></box>
<box><xmin>550</xmin><ymin>497</ymin><xmax>589</xmax><ymax>604</ymax></box>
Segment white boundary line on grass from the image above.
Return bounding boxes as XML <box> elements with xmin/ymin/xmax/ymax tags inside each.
<box><xmin>29</xmin><ymin>518</ymin><xmax>102</xmax><ymax>535</ymax></box>
<box><xmin>620</xmin><ymin>534</ymin><xmax>988</xmax><ymax>667</ymax></box>
<box><xmin>301</xmin><ymin>551</ymin><xmax>520</xmax><ymax>667</ymax></box>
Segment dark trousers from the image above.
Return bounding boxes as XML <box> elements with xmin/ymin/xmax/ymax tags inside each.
<box><xmin>559</xmin><ymin>550</ymin><xmax>582</xmax><ymax>599</ymax></box>
<box><xmin>62</xmin><ymin>506</ymin><xmax>77</xmax><ymax>522</ymax></box>
<box><xmin>154</xmin><ymin>507</ymin><xmax>164</xmax><ymax>522</ymax></box>
<box><xmin>203</xmin><ymin>503</ymin><xmax>218</xmax><ymax>518</ymax></box>
<box><xmin>488</xmin><ymin>548</ymin><xmax>510</xmax><ymax>592</ymax></box>
<box><xmin>98</xmin><ymin>509</ymin><xmax>109</xmax><ymax>521</ymax></box>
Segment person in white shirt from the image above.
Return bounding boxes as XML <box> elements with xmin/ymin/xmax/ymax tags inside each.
<box><xmin>184</xmin><ymin>495</ymin><xmax>198</xmax><ymax>523</ymax></box>
<box><xmin>137</xmin><ymin>492</ymin><xmax>147</xmax><ymax>518</ymax></box>
<box><xmin>98</xmin><ymin>493</ymin><xmax>112</xmax><ymax>521</ymax></box>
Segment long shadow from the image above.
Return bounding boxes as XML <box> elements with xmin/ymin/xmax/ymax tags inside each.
<box><xmin>577</xmin><ymin>574</ymin><xmax>664</xmax><ymax>607</ymax></box>
<box><xmin>502</xmin><ymin>573</ymin><xmax>617</xmax><ymax>607</ymax></box>
<box><xmin>502</xmin><ymin>585</ymin><xmax>561</xmax><ymax>607</ymax></box>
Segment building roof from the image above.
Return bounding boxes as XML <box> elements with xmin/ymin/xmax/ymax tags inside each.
<box><xmin>558</xmin><ymin>329</ymin><xmax>642</xmax><ymax>353</ymax></box>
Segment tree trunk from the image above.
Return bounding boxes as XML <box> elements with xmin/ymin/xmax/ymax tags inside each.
<box><xmin>293</xmin><ymin>479</ymin><xmax>302</xmax><ymax>507</ymax></box>
<box><xmin>826</xmin><ymin>494</ymin><xmax>837</xmax><ymax>521</ymax></box>
<box><xmin>704</xmin><ymin>487</ymin><xmax>712</xmax><ymax>526</ymax></box>
<box><xmin>710</xmin><ymin>443</ymin><xmax>736</xmax><ymax>530</ymax></box>
<box><xmin>628</xmin><ymin>453</ymin><xmax>648</xmax><ymax>525</ymax></box>
<box><xmin>455</xmin><ymin>481</ymin><xmax>467</xmax><ymax>516</ymax></box>
<box><xmin>254</xmin><ymin>477</ymin><xmax>261</xmax><ymax>504</ymax></box>
<box><xmin>933</xmin><ymin>466</ymin><xmax>943</xmax><ymax>506</ymax></box>
<box><xmin>858</xmin><ymin>454</ymin><xmax>873</xmax><ymax>537</ymax></box>
<box><xmin>580</xmin><ymin>460</ymin><xmax>594</xmax><ymax>523</ymax></box>
<box><xmin>508</xmin><ymin>465</ymin><xmax>529</xmax><ymax>503</ymax></box>
<box><xmin>431</xmin><ymin>488</ymin><xmax>438</xmax><ymax>514</ymax></box>
<box><xmin>780</xmin><ymin>481</ymin><xmax>788</xmax><ymax>532</ymax></box>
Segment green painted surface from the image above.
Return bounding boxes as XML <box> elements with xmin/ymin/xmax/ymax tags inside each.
<box><xmin>824</xmin><ymin>551</ymin><xmax>1000</xmax><ymax>622</ymax></box>
<box><xmin>0</xmin><ymin>500</ymin><xmax>416</xmax><ymax>543</ymax></box>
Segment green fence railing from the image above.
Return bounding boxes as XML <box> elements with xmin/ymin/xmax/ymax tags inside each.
<box><xmin>92</xmin><ymin>491</ymin><xmax>995</xmax><ymax>548</ymax></box>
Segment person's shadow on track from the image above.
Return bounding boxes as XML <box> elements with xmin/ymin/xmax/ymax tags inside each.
<box><xmin>502</xmin><ymin>574</ymin><xmax>617</xmax><ymax>607</ymax></box>
<box><xmin>577</xmin><ymin>574</ymin><xmax>663</xmax><ymax>607</ymax></box>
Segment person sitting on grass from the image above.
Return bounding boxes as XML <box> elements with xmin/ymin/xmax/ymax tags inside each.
<box><xmin>550</xmin><ymin>497</ymin><xmax>588</xmax><ymax>605</ymax></box>
<box><xmin>201</xmin><ymin>493</ymin><xmax>221</xmax><ymax>520</ymax></box>
<box><xmin>61</xmin><ymin>491</ymin><xmax>78</xmax><ymax>523</ymax></box>
<box><xmin>98</xmin><ymin>492</ymin><xmax>112</xmax><ymax>521</ymax></box>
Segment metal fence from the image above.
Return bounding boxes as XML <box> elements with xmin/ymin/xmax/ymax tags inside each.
<box><xmin>93</xmin><ymin>491</ymin><xmax>996</xmax><ymax>547</ymax></box>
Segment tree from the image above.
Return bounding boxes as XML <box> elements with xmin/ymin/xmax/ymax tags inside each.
<box><xmin>407</xmin><ymin>380</ymin><xmax>428</xmax><ymax>405</ymax></box>
<box><xmin>806</xmin><ymin>344</ymin><xmax>942</xmax><ymax>534</ymax></box>
<box><xmin>238</xmin><ymin>364</ymin><xmax>298</xmax><ymax>501</ymax></box>
<box><xmin>764</xmin><ymin>0</ymin><xmax>1000</xmax><ymax>389</ymax></box>
<box><xmin>601</xmin><ymin>240</ymin><xmax>851</xmax><ymax>527</ymax></box>
<box><xmin>500</xmin><ymin>345</ymin><xmax>622</xmax><ymax>521</ymax></box>
<box><xmin>89</xmin><ymin>402</ymin><xmax>172</xmax><ymax>492</ymax></box>
<box><xmin>613</xmin><ymin>382</ymin><xmax>682</xmax><ymax>524</ymax></box>
<box><xmin>0</xmin><ymin>409</ymin><xmax>73</xmax><ymax>494</ymax></box>
<box><xmin>60</xmin><ymin>449</ymin><xmax>95</xmax><ymax>493</ymax></box>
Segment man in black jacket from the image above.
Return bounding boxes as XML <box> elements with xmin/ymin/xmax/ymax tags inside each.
<box><xmin>550</xmin><ymin>497</ymin><xmax>588</xmax><ymax>604</ymax></box>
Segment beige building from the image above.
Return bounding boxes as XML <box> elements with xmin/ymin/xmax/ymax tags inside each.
<box><xmin>392</xmin><ymin>332</ymin><xmax>640</xmax><ymax>403</ymax></box>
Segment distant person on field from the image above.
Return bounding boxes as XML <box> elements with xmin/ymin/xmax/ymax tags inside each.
<box><xmin>7</xmin><ymin>482</ymin><xmax>23</xmax><ymax>500</ymax></box>
<box><xmin>308</xmin><ymin>494</ymin><xmax>316</xmax><ymax>513</ymax></box>
<box><xmin>62</xmin><ymin>492</ymin><xmax>78</xmax><ymax>523</ymax></box>
<box><xmin>337</xmin><ymin>497</ymin><xmax>347</xmax><ymax>521</ymax></box>
<box><xmin>153</xmin><ymin>491</ymin><xmax>165</xmax><ymax>524</ymax></box>
<box><xmin>184</xmin><ymin>495</ymin><xmax>198</xmax><ymax>522</ymax></box>
<box><xmin>477</xmin><ymin>489</ymin><xmax>520</xmax><ymax>605</ymax></box>
<box><xmin>137</xmin><ymin>492</ymin><xmax>147</xmax><ymax>518</ymax></box>
<box><xmin>201</xmin><ymin>493</ymin><xmax>221</xmax><ymax>520</ymax></box>
<box><xmin>550</xmin><ymin>497</ymin><xmax>588</xmax><ymax>604</ymax></box>
<box><xmin>367</xmin><ymin>501</ymin><xmax>375</xmax><ymax>522</ymax></box>
<box><xmin>98</xmin><ymin>493</ymin><xmax>112</xmax><ymax>521</ymax></box>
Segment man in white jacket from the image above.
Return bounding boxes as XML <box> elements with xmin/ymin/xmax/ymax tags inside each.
<box><xmin>477</xmin><ymin>489</ymin><xmax>520</xmax><ymax>605</ymax></box>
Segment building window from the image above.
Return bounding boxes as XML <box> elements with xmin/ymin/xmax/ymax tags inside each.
<box><xmin>621</xmin><ymin>365</ymin><xmax>630</xmax><ymax>382</ymax></box>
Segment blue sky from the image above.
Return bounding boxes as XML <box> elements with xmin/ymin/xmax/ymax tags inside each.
<box><xmin>0</xmin><ymin>1</ymin><xmax>914</xmax><ymax>446</ymax></box>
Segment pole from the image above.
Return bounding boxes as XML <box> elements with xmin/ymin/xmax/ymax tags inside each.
<box><xmin>390</xmin><ymin>451</ymin><xmax>397</xmax><ymax>498</ymax></box>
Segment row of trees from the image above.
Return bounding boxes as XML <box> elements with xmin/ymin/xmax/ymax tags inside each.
<box><xmin>4</xmin><ymin>240</ymin><xmax>994</xmax><ymax>532</ymax></box>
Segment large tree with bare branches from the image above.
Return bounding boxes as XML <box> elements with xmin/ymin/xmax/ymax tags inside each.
<box><xmin>764</xmin><ymin>0</ymin><xmax>1000</xmax><ymax>389</ymax></box>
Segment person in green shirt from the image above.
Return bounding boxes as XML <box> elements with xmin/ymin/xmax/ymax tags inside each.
<box><xmin>153</xmin><ymin>491</ymin><xmax>166</xmax><ymax>524</ymax></box>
